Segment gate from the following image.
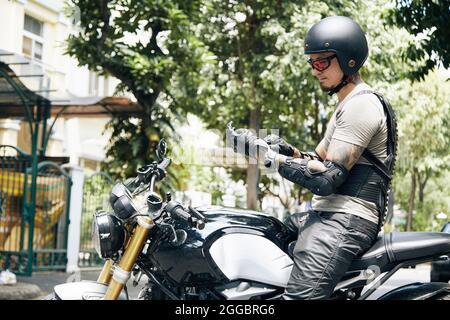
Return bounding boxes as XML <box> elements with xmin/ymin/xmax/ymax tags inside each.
<box><xmin>31</xmin><ymin>161</ymin><xmax>71</xmax><ymax>271</ymax></box>
<box><xmin>78</xmin><ymin>172</ymin><xmax>113</xmax><ymax>268</ymax></box>
<box><xmin>0</xmin><ymin>145</ymin><xmax>32</xmax><ymax>275</ymax></box>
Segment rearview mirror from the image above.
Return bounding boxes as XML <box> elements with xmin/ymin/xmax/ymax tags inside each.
<box><xmin>156</xmin><ymin>139</ymin><xmax>167</xmax><ymax>161</ymax></box>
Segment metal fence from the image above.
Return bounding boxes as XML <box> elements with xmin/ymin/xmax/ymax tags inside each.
<box><xmin>0</xmin><ymin>145</ymin><xmax>72</xmax><ymax>275</ymax></box>
<box><xmin>78</xmin><ymin>172</ymin><xmax>113</xmax><ymax>268</ymax></box>
<box><xmin>31</xmin><ymin>161</ymin><xmax>71</xmax><ymax>271</ymax></box>
<box><xmin>0</xmin><ymin>145</ymin><xmax>32</xmax><ymax>275</ymax></box>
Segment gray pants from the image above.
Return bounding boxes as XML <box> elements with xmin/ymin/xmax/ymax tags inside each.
<box><xmin>282</xmin><ymin>211</ymin><xmax>378</xmax><ymax>300</ymax></box>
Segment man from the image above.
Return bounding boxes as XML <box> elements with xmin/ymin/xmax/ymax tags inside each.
<box><xmin>227</xmin><ymin>16</ymin><xmax>397</xmax><ymax>299</ymax></box>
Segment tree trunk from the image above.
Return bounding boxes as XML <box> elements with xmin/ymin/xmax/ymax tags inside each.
<box><xmin>246</xmin><ymin>105</ymin><xmax>261</xmax><ymax>210</ymax></box>
<box><xmin>312</xmin><ymin>94</ymin><xmax>320</xmax><ymax>143</ymax></box>
<box><xmin>244</xmin><ymin>11</ymin><xmax>261</xmax><ymax>210</ymax></box>
<box><xmin>417</xmin><ymin>170</ymin><xmax>430</xmax><ymax>204</ymax></box>
<box><xmin>406</xmin><ymin>169</ymin><xmax>417</xmax><ymax>231</ymax></box>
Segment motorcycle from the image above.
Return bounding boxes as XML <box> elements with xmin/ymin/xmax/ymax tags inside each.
<box><xmin>46</xmin><ymin>139</ymin><xmax>450</xmax><ymax>300</ymax></box>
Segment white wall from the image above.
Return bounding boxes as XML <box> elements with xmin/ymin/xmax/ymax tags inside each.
<box><xmin>0</xmin><ymin>0</ymin><xmax>122</xmax><ymax>163</ymax></box>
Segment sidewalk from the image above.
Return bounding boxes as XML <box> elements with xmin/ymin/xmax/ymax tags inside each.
<box><xmin>0</xmin><ymin>269</ymin><xmax>100</xmax><ymax>300</ymax></box>
<box><xmin>1</xmin><ymin>268</ymin><xmax>147</xmax><ymax>300</ymax></box>
<box><xmin>0</xmin><ymin>282</ymin><xmax>42</xmax><ymax>300</ymax></box>
<box><xmin>17</xmin><ymin>269</ymin><xmax>101</xmax><ymax>296</ymax></box>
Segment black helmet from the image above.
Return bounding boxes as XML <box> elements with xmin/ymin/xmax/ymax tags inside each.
<box><xmin>304</xmin><ymin>16</ymin><xmax>368</xmax><ymax>76</ymax></box>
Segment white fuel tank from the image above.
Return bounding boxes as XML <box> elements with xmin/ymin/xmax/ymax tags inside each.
<box><xmin>209</xmin><ymin>233</ymin><xmax>293</xmax><ymax>288</ymax></box>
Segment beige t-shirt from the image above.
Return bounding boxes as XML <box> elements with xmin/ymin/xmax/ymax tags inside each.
<box><xmin>312</xmin><ymin>83</ymin><xmax>388</xmax><ymax>225</ymax></box>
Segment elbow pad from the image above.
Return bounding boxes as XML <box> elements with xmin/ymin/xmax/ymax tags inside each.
<box><xmin>278</xmin><ymin>159</ymin><xmax>349</xmax><ymax>196</ymax></box>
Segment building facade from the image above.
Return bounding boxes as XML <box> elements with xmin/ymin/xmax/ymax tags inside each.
<box><xmin>0</xmin><ymin>0</ymin><xmax>119</xmax><ymax>169</ymax></box>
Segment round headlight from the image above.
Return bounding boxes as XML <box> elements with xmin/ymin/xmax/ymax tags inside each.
<box><xmin>92</xmin><ymin>211</ymin><xmax>125</xmax><ymax>259</ymax></box>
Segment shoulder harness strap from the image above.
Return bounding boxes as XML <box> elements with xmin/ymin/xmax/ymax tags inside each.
<box><xmin>346</xmin><ymin>90</ymin><xmax>397</xmax><ymax>180</ymax></box>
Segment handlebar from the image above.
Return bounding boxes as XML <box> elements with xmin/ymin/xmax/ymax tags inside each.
<box><xmin>166</xmin><ymin>201</ymin><xmax>191</xmax><ymax>221</ymax></box>
<box><xmin>157</xmin><ymin>158</ymin><xmax>171</xmax><ymax>172</ymax></box>
<box><xmin>137</xmin><ymin>157</ymin><xmax>172</xmax><ymax>185</ymax></box>
<box><xmin>165</xmin><ymin>201</ymin><xmax>205</xmax><ymax>230</ymax></box>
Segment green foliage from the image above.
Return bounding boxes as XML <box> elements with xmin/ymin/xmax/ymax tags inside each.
<box><xmin>188</xmin><ymin>0</ymin><xmax>418</xmax><ymax>205</ymax></box>
<box><xmin>66</xmin><ymin>0</ymin><xmax>206</xmax><ymax>180</ymax></box>
<box><xmin>388</xmin><ymin>0</ymin><xmax>450</xmax><ymax>80</ymax></box>
<box><xmin>80</xmin><ymin>173</ymin><xmax>113</xmax><ymax>248</ymax></box>
<box><xmin>392</xmin><ymin>71</ymin><xmax>450</xmax><ymax>230</ymax></box>
<box><xmin>392</xmin><ymin>171</ymin><xmax>448</xmax><ymax>232</ymax></box>
<box><xmin>188</xmin><ymin>166</ymin><xmax>228</xmax><ymax>204</ymax></box>
<box><xmin>65</xmin><ymin>0</ymin><xmax>448</xmax><ymax>227</ymax></box>
<box><xmin>395</xmin><ymin>72</ymin><xmax>450</xmax><ymax>175</ymax></box>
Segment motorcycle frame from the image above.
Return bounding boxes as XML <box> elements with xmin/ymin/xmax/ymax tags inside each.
<box><xmin>357</xmin><ymin>255</ymin><xmax>449</xmax><ymax>300</ymax></box>
<box><xmin>98</xmin><ymin>225</ymin><xmax>449</xmax><ymax>300</ymax></box>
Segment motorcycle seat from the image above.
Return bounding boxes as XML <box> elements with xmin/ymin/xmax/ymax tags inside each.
<box><xmin>348</xmin><ymin>232</ymin><xmax>450</xmax><ymax>272</ymax></box>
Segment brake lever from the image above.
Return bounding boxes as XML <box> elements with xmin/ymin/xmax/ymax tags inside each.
<box><xmin>188</xmin><ymin>206</ymin><xmax>207</xmax><ymax>229</ymax></box>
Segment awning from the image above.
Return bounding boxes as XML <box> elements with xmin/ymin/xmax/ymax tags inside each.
<box><xmin>0</xmin><ymin>49</ymin><xmax>143</xmax><ymax>119</ymax></box>
<box><xmin>50</xmin><ymin>95</ymin><xmax>143</xmax><ymax>118</ymax></box>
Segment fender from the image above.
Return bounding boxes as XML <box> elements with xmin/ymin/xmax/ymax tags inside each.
<box><xmin>53</xmin><ymin>281</ymin><xmax>127</xmax><ymax>300</ymax></box>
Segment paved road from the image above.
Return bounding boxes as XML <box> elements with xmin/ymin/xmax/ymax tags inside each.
<box><xmin>16</xmin><ymin>263</ymin><xmax>439</xmax><ymax>300</ymax></box>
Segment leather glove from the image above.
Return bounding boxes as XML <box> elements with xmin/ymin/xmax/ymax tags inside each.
<box><xmin>226</xmin><ymin>122</ymin><xmax>284</xmax><ymax>171</ymax></box>
<box><xmin>263</xmin><ymin>134</ymin><xmax>295</xmax><ymax>157</ymax></box>
<box><xmin>226</xmin><ymin>122</ymin><xmax>270</xmax><ymax>159</ymax></box>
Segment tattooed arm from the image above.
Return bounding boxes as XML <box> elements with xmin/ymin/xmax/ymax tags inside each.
<box><xmin>276</xmin><ymin>138</ymin><xmax>363</xmax><ymax>174</ymax></box>
<box><xmin>314</xmin><ymin>138</ymin><xmax>328</xmax><ymax>161</ymax></box>
<box><xmin>275</xmin><ymin>138</ymin><xmax>354</xmax><ymax>195</ymax></box>
<box><xmin>288</xmin><ymin>139</ymin><xmax>326</xmax><ymax>160</ymax></box>
<box><xmin>325</xmin><ymin>138</ymin><xmax>364</xmax><ymax>170</ymax></box>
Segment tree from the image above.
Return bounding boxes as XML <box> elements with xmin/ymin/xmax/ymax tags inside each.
<box><xmin>393</xmin><ymin>71</ymin><xmax>450</xmax><ymax>231</ymax></box>
<box><xmin>65</xmin><ymin>0</ymin><xmax>206</xmax><ymax>180</ymax></box>
<box><xmin>388</xmin><ymin>0</ymin><xmax>450</xmax><ymax>80</ymax></box>
<box><xmin>187</xmin><ymin>0</ymin><xmax>417</xmax><ymax>210</ymax></box>
<box><xmin>65</xmin><ymin>0</ymin><xmax>445</xmax><ymax>221</ymax></box>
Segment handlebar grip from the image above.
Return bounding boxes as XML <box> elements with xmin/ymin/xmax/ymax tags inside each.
<box><xmin>158</xmin><ymin>158</ymin><xmax>171</xmax><ymax>171</ymax></box>
<box><xmin>166</xmin><ymin>201</ymin><xmax>205</xmax><ymax>230</ymax></box>
<box><xmin>166</xmin><ymin>201</ymin><xmax>191</xmax><ymax>222</ymax></box>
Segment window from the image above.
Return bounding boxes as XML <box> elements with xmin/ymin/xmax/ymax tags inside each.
<box><xmin>22</xmin><ymin>36</ymin><xmax>32</xmax><ymax>56</ymax></box>
<box><xmin>22</xmin><ymin>14</ymin><xmax>44</xmax><ymax>61</ymax></box>
<box><xmin>24</xmin><ymin>15</ymin><xmax>43</xmax><ymax>36</ymax></box>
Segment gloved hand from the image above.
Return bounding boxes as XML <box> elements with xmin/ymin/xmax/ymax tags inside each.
<box><xmin>226</xmin><ymin>122</ymin><xmax>285</xmax><ymax>171</ymax></box>
<box><xmin>263</xmin><ymin>134</ymin><xmax>295</xmax><ymax>157</ymax></box>
<box><xmin>226</xmin><ymin>122</ymin><xmax>271</xmax><ymax>160</ymax></box>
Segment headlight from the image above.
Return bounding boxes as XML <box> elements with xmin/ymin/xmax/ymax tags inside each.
<box><xmin>92</xmin><ymin>211</ymin><xmax>125</xmax><ymax>259</ymax></box>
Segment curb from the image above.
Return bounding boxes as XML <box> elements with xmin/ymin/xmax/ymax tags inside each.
<box><xmin>0</xmin><ymin>283</ymin><xmax>43</xmax><ymax>300</ymax></box>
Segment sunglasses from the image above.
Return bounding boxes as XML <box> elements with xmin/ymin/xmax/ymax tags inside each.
<box><xmin>307</xmin><ymin>54</ymin><xmax>337</xmax><ymax>72</ymax></box>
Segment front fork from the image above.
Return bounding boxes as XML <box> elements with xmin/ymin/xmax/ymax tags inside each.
<box><xmin>100</xmin><ymin>216</ymin><xmax>154</xmax><ymax>300</ymax></box>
